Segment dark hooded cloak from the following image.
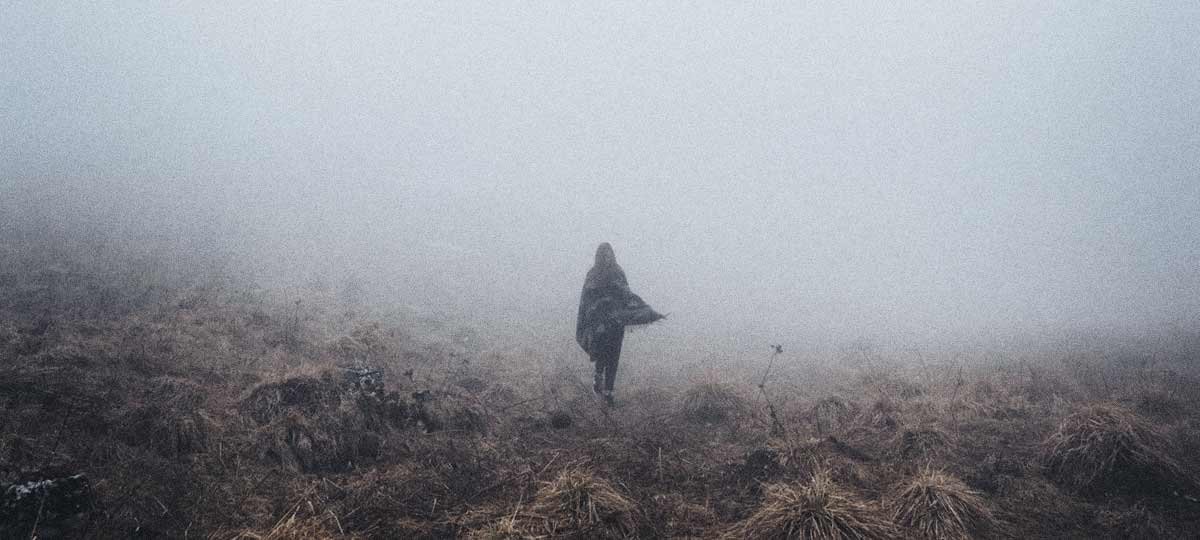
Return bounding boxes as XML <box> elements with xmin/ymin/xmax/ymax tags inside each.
<box><xmin>575</xmin><ymin>243</ymin><xmax>630</xmax><ymax>355</ymax></box>
<box><xmin>575</xmin><ymin>243</ymin><xmax>664</xmax><ymax>356</ymax></box>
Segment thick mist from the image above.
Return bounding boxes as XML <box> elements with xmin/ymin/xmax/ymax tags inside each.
<box><xmin>3</xmin><ymin>3</ymin><xmax>1197</xmax><ymax>356</ymax></box>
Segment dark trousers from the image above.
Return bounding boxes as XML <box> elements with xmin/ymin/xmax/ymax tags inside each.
<box><xmin>591</xmin><ymin>327</ymin><xmax>624</xmax><ymax>393</ymax></box>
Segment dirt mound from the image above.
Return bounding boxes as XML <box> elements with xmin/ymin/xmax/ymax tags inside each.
<box><xmin>1040</xmin><ymin>404</ymin><xmax>1192</xmax><ymax>496</ymax></box>
<box><xmin>725</xmin><ymin>470</ymin><xmax>896</xmax><ymax>540</ymax></box>
<box><xmin>890</xmin><ymin>467</ymin><xmax>995</xmax><ymax>540</ymax></box>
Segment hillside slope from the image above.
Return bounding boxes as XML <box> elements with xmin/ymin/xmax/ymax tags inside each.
<box><xmin>2</xmin><ymin>262</ymin><xmax>1199</xmax><ymax>539</ymax></box>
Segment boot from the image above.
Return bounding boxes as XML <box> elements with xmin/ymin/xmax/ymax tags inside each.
<box><xmin>603</xmin><ymin>391</ymin><xmax>615</xmax><ymax>407</ymax></box>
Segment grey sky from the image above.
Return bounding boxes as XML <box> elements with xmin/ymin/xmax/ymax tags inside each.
<box><xmin>3</xmin><ymin>3</ymin><xmax>1197</xmax><ymax>350</ymax></box>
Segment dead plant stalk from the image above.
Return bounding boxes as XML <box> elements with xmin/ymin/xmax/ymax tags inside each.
<box><xmin>758</xmin><ymin>345</ymin><xmax>786</xmax><ymax>437</ymax></box>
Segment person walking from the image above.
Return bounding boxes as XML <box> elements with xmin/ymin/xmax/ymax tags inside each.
<box><xmin>576</xmin><ymin>242</ymin><xmax>664</xmax><ymax>406</ymax></box>
<box><xmin>575</xmin><ymin>242</ymin><xmax>635</xmax><ymax>406</ymax></box>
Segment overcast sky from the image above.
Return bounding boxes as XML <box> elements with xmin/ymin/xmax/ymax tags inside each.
<box><xmin>2</xmin><ymin>2</ymin><xmax>1197</xmax><ymax>350</ymax></box>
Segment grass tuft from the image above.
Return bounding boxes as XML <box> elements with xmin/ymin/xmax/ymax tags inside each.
<box><xmin>725</xmin><ymin>469</ymin><xmax>895</xmax><ymax>540</ymax></box>
<box><xmin>890</xmin><ymin>466</ymin><xmax>994</xmax><ymax>540</ymax></box>
<box><xmin>528</xmin><ymin>468</ymin><xmax>638</xmax><ymax>539</ymax></box>
<box><xmin>1040</xmin><ymin>404</ymin><xmax>1191</xmax><ymax>495</ymax></box>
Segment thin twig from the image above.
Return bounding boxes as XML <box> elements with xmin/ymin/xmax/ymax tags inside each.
<box><xmin>757</xmin><ymin>345</ymin><xmax>786</xmax><ymax>437</ymax></box>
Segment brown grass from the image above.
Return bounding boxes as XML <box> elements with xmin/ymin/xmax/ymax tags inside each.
<box><xmin>725</xmin><ymin>470</ymin><xmax>896</xmax><ymax>540</ymax></box>
<box><xmin>1040</xmin><ymin>403</ymin><xmax>1190</xmax><ymax>495</ymax></box>
<box><xmin>527</xmin><ymin>468</ymin><xmax>638</xmax><ymax>539</ymax></box>
<box><xmin>890</xmin><ymin>466</ymin><xmax>994</xmax><ymax>540</ymax></box>
<box><xmin>5</xmin><ymin>243</ymin><xmax>1200</xmax><ymax>539</ymax></box>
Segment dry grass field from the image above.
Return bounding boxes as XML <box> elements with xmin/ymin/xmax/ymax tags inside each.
<box><xmin>2</xmin><ymin>251</ymin><xmax>1199</xmax><ymax>539</ymax></box>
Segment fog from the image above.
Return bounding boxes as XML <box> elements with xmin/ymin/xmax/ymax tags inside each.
<box><xmin>3</xmin><ymin>3</ymin><xmax>1197</xmax><ymax>356</ymax></box>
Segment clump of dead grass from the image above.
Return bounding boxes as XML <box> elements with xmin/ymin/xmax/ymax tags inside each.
<box><xmin>1040</xmin><ymin>403</ymin><xmax>1190</xmax><ymax>495</ymax></box>
<box><xmin>680</xmin><ymin>381</ymin><xmax>747</xmax><ymax>424</ymax></box>
<box><xmin>725</xmin><ymin>469</ymin><xmax>896</xmax><ymax>540</ymax></box>
<box><xmin>527</xmin><ymin>468</ymin><xmax>638</xmax><ymax>539</ymax></box>
<box><xmin>890</xmin><ymin>466</ymin><xmax>994</xmax><ymax>540</ymax></box>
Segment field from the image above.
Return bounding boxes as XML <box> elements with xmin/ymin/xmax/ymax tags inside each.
<box><xmin>2</xmin><ymin>250</ymin><xmax>1199</xmax><ymax>539</ymax></box>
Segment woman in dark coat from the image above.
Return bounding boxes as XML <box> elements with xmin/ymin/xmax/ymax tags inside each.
<box><xmin>576</xmin><ymin>243</ymin><xmax>631</xmax><ymax>406</ymax></box>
